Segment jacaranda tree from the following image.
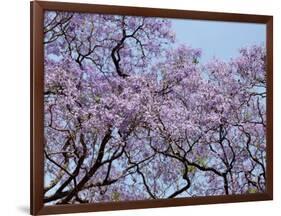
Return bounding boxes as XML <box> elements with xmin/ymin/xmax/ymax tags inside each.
<box><xmin>43</xmin><ymin>11</ymin><xmax>266</xmax><ymax>204</ymax></box>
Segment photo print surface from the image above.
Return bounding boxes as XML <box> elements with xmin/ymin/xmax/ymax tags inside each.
<box><xmin>43</xmin><ymin>11</ymin><xmax>266</xmax><ymax>205</ymax></box>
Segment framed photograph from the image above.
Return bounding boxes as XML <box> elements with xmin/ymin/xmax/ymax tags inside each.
<box><xmin>31</xmin><ymin>1</ymin><xmax>273</xmax><ymax>215</ymax></box>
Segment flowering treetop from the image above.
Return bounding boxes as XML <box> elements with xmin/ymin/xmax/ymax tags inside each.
<box><xmin>43</xmin><ymin>11</ymin><xmax>266</xmax><ymax>204</ymax></box>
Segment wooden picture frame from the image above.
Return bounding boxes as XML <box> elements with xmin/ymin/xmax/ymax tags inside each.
<box><xmin>31</xmin><ymin>1</ymin><xmax>273</xmax><ymax>215</ymax></box>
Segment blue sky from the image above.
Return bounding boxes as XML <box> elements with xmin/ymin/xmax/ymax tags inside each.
<box><xmin>171</xmin><ymin>19</ymin><xmax>266</xmax><ymax>63</ymax></box>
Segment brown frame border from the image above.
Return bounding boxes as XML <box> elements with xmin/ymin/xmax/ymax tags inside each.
<box><xmin>31</xmin><ymin>1</ymin><xmax>273</xmax><ymax>215</ymax></box>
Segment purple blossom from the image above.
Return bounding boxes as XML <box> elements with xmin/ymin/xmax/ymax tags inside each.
<box><xmin>43</xmin><ymin>10</ymin><xmax>266</xmax><ymax>205</ymax></box>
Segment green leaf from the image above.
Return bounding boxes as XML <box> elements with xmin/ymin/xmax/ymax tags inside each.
<box><xmin>94</xmin><ymin>95</ymin><xmax>101</xmax><ymax>103</ymax></box>
<box><xmin>187</xmin><ymin>166</ymin><xmax>196</xmax><ymax>174</ymax></box>
<box><xmin>196</xmin><ymin>156</ymin><xmax>207</xmax><ymax>167</ymax></box>
<box><xmin>248</xmin><ymin>188</ymin><xmax>258</xmax><ymax>194</ymax></box>
<box><xmin>112</xmin><ymin>191</ymin><xmax>120</xmax><ymax>201</ymax></box>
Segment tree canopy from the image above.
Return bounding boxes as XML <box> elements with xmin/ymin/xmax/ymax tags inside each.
<box><xmin>43</xmin><ymin>11</ymin><xmax>266</xmax><ymax>204</ymax></box>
